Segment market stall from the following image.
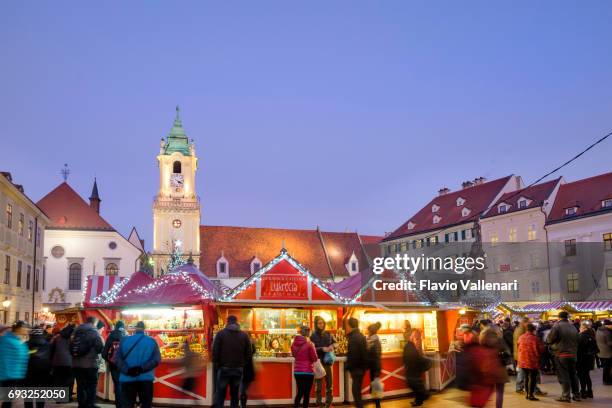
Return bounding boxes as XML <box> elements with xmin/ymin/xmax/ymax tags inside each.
<box><xmin>490</xmin><ymin>300</ymin><xmax>612</xmax><ymax>321</ymax></box>
<box><xmin>217</xmin><ymin>249</ymin><xmax>348</xmax><ymax>405</ymax></box>
<box><xmin>85</xmin><ymin>263</ymin><xmax>219</xmax><ymax>406</ymax></box>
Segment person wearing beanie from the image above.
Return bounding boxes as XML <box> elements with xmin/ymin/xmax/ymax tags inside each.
<box><xmin>102</xmin><ymin>320</ymin><xmax>127</xmax><ymax>408</ymax></box>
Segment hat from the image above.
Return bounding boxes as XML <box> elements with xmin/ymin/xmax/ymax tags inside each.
<box><xmin>135</xmin><ymin>321</ymin><xmax>146</xmax><ymax>330</ymax></box>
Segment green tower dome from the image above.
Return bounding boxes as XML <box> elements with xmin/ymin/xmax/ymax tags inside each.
<box><xmin>164</xmin><ymin>105</ymin><xmax>191</xmax><ymax>156</ymax></box>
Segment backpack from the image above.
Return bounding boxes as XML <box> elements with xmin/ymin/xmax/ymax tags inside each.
<box><xmin>70</xmin><ymin>329</ymin><xmax>92</xmax><ymax>357</ymax></box>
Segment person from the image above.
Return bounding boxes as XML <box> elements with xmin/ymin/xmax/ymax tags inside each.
<box><xmin>240</xmin><ymin>338</ymin><xmax>256</xmax><ymax>408</ymax></box>
<box><xmin>403</xmin><ymin>331</ymin><xmax>430</xmax><ymax>406</ymax></box>
<box><xmin>72</xmin><ymin>316</ymin><xmax>104</xmax><ymax>408</ymax></box>
<box><xmin>0</xmin><ymin>321</ymin><xmax>30</xmax><ymax>408</ymax></box>
<box><xmin>346</xmin><ymin>317</ymin><xmax>368</xmax><ymax>408</ymax></box>
<box><xmin>51</xmin><ymin>324</ymin><xmax>75</xmax><ymax>402</ymax></box>
<box><xmin>502</xmin><ymin>319</ymin><xmax>514</xmax><ymax>372</ymax></box>
<box><xmin>404</xmin><ymin>320</ymin><xmax>422</xmax><ymax>351</ymax></box>
<box><xmin>115</xmin><ymin>321</ymin><xmax>161</xmax><ymax>408</ymax></box>
<box><xmin>453</xmin><ymin>324</ymin><xmax>478</xmax><ymax>391</ymax></box>
<box><xmin>517</xmin><ymin>323</ymin><xmax>544</xmax><ymax>401</ymax></box>
<box><xmin>310</xmin><ymin>316</ymin><xmax>335</xmax><ymax>408</ymax></box>
<box><xmin>366</xmin><ymin>323</ymin><xmax>382</xmax><ymax>408</ymax></box>
<box><xmin>513</xmin><ymin>317</ymin><xmax>529</xmax><ymax>393</ymax></box>
<box><xmin>470</xmin><ymin>330</ymin><xmax>508</xmax><ymax>408</ymax></box>
<box><xmin>24</xmin><ymin>325</ymin><xmax>52</xmax><ymax>408</ymax></box>
<box><xmin>212</xmin><ymin>315</ymin><xmax>252</xmax><ymax>408</ymax></box>
<box><xmin>291</xmin><ymin>326</ymin><xmax>318</xmax><ymax>408</ymax></box>
<box><xmin>102</xmin><ymin>320</ymin><xmax>127</xmax><ymax>408</ymax></box>
<box><xmin>577</xmin><ymin>321</ymin><xmax>598</xmax><ymax>398</ymax></box>
<box><xmin>547</xmin><ymin>311</ymin><xmax>580</xmax><ymax>402</ymax></box>
<box><xmin>595</xmin><ymin>319</ymin><xmax>612</xmax><ymax>385</ymax></box>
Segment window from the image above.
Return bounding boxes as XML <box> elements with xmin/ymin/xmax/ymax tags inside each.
<box><xmin>36</xmin><ymin>227</ymin><xmax>41</xmax><ymax>246</ymax></box>
<box><xmin>219</xmin><ymin>262</ymin><xmax>226</xmax><ymax>274</ymax></box>
<box><xmin>607</xmin><ymin>268</ymin><xmax>612</xmax><ymax>290</ymax></box>
<box><xmin>461</xmin><ymin>229</ymin><xmax>467</xmax><ymax>241</ymax></box>
<box><xmin>431</xmin><ymin>236</ymin><xmax>438</xmax><ymax>245</ymax></box>
<box><xmin>35</xmin><ymin>268</ymin><xmax>39</xmax><ymax>292</ymax></box>
<box><xmin>68</xmin><ymin>263</ymin><xmax>82</xmax><ymax>290</ymax></box>
<box><xmin>454</xmin><ymin>231</ymin><xmax>459</xmax><ymax>242</ymax></box>
<box><xmin>565</xmin><ymin>207</ymin><xmax>577</xmax><ymax>216</ymax></box>
<box><xmin>528</xmin><ymin>224</ymin><xmax>537</xmax><ymax>241</ymax></box>
<box><xmin>531</xmin><ymin>281</ymin><xmax>540</xmax><ymax>295</ymax></box>
<box><xmin>16</xmin><ymin>261</ymin><xmax>22</xmax><ymax>287</ymax></box>
<box><xmin>565</xmin><ymin>239</ymin><xmax>577</xmax><ymax>256</ymax></box>
<box><xmin>509</xmin><ymin>228</ymin><xmax>517</xmax><ymax>242</ymax></box>
<box><xmin>18</xmin><ymin>213</ymin><xmax>24</xmax><ymax>236</ymax></box>
<box><xmin>431</xmin><ymin>204</ymin><xmax>439</xmax><ymax>213</ymax></box>
<box><xmin>456</xmin><ymin>197</ymin><xmax>465</xmax><ymax>206</ymax></box>
<box><xmin>498</xmin><ymin>204</ymin><xmax>508</xmax><ymax>213</ymax></box>
<box><xmin>4</xmin><ymin>255</ymin><xmax>9</xmax><ymax>284</ymax></box>
<box><xmin>5</xmin><ymin>204</ymin><xmax>12</xmax><ymax>229</ymax></box>
<box><xmin>351</xmin><ymin>261</ymin><xmax>358</xmax><ymax>272</ymax></box>
<box><xmin>512</xmin><ymin>287</ymin><xmax>520</xmax><ymax>299</ymax></box>
<box><xmin>490</xmin><ymin>232</ymin><xmax>499</xmax><ymax>246</ymax></box>
<box><xmin>602</xmin><ymin>199</ymin><xmax>612</xmax><ymax>209</ymax></box>
<box><xmin>27</xmin><ymin>221</ymin><xmax>33</xmax><ymax>241</ymax></box>
<box><xmin>518</xmin><ymin>200</ymin><xmax>527</xmax><ymax>209</ymax></box>
<box><xmin>432</xmin><ymin>215</ymin><xmax>441</xmax><ymax>224</ymax></box>
<box><xmin>42</xmin><ymin>265</ymin><xmax>45</xmax><ymax>291</ymax></box>
<box><xmin>251</xmin><ymin>262</ymin><xmax>261</xmax><ymax>274</ymax></box>
<box><xmin>173</xmin><ymin>161</ymin><xmax>182</xmax><ymax>173</ymax></box>
<box><xmin>567</xmin><ymin>272</ymin><xmax>579</xmax><ymax>293</ymax></box>
<box><xmin>105</xmin><ymin>263</ymin><xmax>119</xmax><ymax>276</ymax></box>
<box><xmin>24</xmin><ymin>312</ymin><xmax>29</xmax><ymax>323</ymax></box>
<box><xmin>26</xmin><ymin>265</ymin><xmax>31</xmax><ymax>290</ymax></box>
<box><xmin>461</xmin><ymin>207</ymin><xmax>471</xmax><ymax>217</ymax></box>
<box><xmin>14</xmin><ymin>311</ymin><xmax>19</xmax><ymax>322</ymax></box>
<box><xmin>604</xmin><ymin>233</ymin><xmax>612</xmax><ymax>251</ymax></box>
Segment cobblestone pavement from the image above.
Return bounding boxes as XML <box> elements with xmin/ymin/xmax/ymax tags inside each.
<box><xmin>53</xmin><ymin>368</ymin><xmax>611</xmax><ymax>407</ymax></box>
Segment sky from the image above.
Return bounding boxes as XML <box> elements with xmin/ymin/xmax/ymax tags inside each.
<box><xmin>1</xmin><ymin>1</ymin><xmax>611</xmax><ymax>248</ymax></box>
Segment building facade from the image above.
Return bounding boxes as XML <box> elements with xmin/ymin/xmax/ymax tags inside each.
<box><xmin>37</xmin><ymin>180</ymin><xmax>142</xmax><ymax>309</ymax></box>
<box><xmin>0</xmin><ymin>172</ymin><xmax>49</xmax><ymax>324</ymax></box>
<box><xmin>152</xmin><ymin>107</ymin><xmax>200</xmax><ymax>276</ymax></box>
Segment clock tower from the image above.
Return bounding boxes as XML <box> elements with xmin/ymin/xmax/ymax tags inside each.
<box><xmin>152</xmin><ymin>106</ymin><xmax>200</xmax><ymax>276</ymax></box>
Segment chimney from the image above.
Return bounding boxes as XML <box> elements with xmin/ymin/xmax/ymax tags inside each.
<box><xmin>472</xmin><ymin>176</ymin><xmax>487</xmax><ymax>185</ymax></box>
<box><xmin>89</xmin><ymin>178</ymin><xmax>101</xmax><ymax>214</ymax></box>
<box><xmin>438</xmin><ymin>187</ymin><xmax>450</xmax><ymax>196</ymax></box>
<box><xmin>462</xmin><ymin>181</ymin><xmax>474</xmax><ymax>189</ymax></box>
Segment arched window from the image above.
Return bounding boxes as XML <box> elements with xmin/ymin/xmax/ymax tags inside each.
<box><xmin>68</xmin><ymin>263</ymin><xmax>82</xmax><ymax>290</ymax></box>
<box><xmin>105</xmin><ymin>263</ymin><xmax>119</xmax><ymax>276</ymax></box>
<box><xmin>173</xmin><ymin>161</ymin><xmax>182</xmax><ymax>174</ymax></box>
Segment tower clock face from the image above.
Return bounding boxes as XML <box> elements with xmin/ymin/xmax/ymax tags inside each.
<box><xmin>170</xmin><ymin>173</ymin><xmax>184</xmax><ymax>188</ymax></box>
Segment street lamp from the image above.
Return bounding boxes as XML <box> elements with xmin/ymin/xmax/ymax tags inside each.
<box><xmin>42</xmin><ymin>307</ymin><xmax>49</xmax><ymax>314</ymax></box>
<box><xmin>2</xmin><ymin>299</ymin><xmax>10</xmax><ymax>308</ymax></box>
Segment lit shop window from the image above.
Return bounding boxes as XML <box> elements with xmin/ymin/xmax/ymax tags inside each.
<box><xmin>528</xmin><ymin>224</ymin><xmax>537</xmax><ymax>241</ymax></box>
<box><xmin>509</xmin><ymin>228</ymin><xmax>517</xmax><ymax>242</ymax></box>
<box><xmin>490</xmin><ymin>233</ymin><xmax>499</xmax><ymax>246</ymax></box>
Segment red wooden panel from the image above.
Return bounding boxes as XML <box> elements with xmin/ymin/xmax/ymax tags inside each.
<box><xmin>248</xmin><ymin>361</ymin><xmax>294</xmax><ymax>399</ymax></box>
<box><xmin>153</xmin><ymin>362</ymin><xmax>207</xmax><ymax>400</ymax></box>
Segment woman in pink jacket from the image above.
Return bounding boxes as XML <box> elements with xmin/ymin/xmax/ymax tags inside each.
<box><xmin>291</xmin><ymin>325</ymin><xmax>319</xmax><ymax>408</ymax></box>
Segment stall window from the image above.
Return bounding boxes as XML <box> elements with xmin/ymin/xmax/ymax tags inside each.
<box><xmin>254</xmin><ymin>309</ymin><xmax>281</xmax><ymax>331</ymax></box>
<box><xmin>312</xmin><ymin>310</ymin><xmax>338</xmax><ymax>330</ymax></box>
<box><xmin>284</xmin><ymin>309</ymin><xmax>309</xmax><ymax>330</ymax></box>
<box><xmin>227</xmin><ymin>308</ymin><xmax>253</xmax><ymax>330</ymax></box>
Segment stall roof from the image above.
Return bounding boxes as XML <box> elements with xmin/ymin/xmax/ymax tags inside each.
<box><xmin>87</xmin><ymin>271</ymin><xmax>154</xmax><ymax>307</ymax></box>
<box><xmin>84</xmin><ymin>275</ymin><xmax>126</xmax><ymax>307</ymax></box>
<box><xmin>487</xmin><ymin>300</ymin><xmax>612</xmax><ymax>314</ymax></box>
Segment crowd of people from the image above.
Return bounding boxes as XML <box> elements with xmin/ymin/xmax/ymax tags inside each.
<box><xmin>453</xmin><ymin>311</ymin><xmax>612</xmax><ymax>407</ymax></box>
<box><xmin>0</xmin><ymin>311</ymin><xmax>610</xmax><ymax>408</ymax></box>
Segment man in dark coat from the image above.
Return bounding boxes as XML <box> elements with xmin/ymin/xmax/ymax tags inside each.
<box><xmin>346</xmin><ymin>318</ymin><xmax>368</xmax><ymax>408</ymax></box>
<box><xmin>50</xmin><ymin>324</ymin><xmax>75</xmax><ymax>402</ymax></box>
<box><xmin>25</xmin><ymin>326</ymin><xmax>52</xmax><ymax>408</ymax></box>
<box><xmin>102</xmin><ymin>320</ymin><xmax>127</xmax><ymax>408</ymax></box>
<box><xmin>212</xmin><ymin>315</ymin><xmax>252</xmax><ymax>408</ymax></box>
<box><xmin>547</xmin><ymin>311</ymin><xmax>580</xmax><ymax>402</ymax></box>
<box><xmin>403</xmin><ymin>335</ymin><xmax>430</xmax><ymax>407</ymax></box>
<box><xmin>71</xmin><ymin>317</ymin><xmax>104</xmax><ymax>408</ymax></box>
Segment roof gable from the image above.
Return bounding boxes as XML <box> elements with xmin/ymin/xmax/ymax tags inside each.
<box><xmin>37</xmin><ymin>182</ymin><xmax>114</xmax><ymax>230</ymax></box>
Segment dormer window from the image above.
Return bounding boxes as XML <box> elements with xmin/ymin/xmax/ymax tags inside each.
<box><xmin>407</xmin><ymin>221</ymin><xmax>415</xmax><ymax>230</ymax></box>
<box><xmin>498</xmin><ymin>203</ymin><xmax>509</xmax><ymax>213</ymax></box>
<box><xmin>565</xmin><ymin>207</ymin><xmax>577</xmax><ymax>216</ymax></box>
<box><xmin>432</xmin><ymin>215</ymin><xmax>441</xmax><ymax>224</ymax></box>
<box><xmin>431</xmin><ymin>204</ymin><xmax>440</xmax><ymax>213</ymax></box>
<box><xmin>603</xmin><ymin>199</ymin><xmax>612</xmax><ymax>209</ymax></box>
<box><xmin>250</xmin><ymin>257</ymin><xmax>262</xmax><ymax>275</ymax></box>
<box><xmin>216</xmin><ymin>255</ymin><xmax>229</xmax><ymax>278</ymax></box>
<box><xmin>346</xmin><ymin>252</ymin><xmax>359</xmax><ymax>276</ymax></box>
<box><xmin>456</xmin><ymin>197</ymin><xmax>465</xmax><ymax>207</ymax></box>
<box><xmin>461</xmin><ymin>207</ymin><xmax>471</xmax><ymax>217</ymax></box>
<box><xmin>518</xmin><ymin>200</ymin><xmax>527</xmax><ymax>209</ymax></box>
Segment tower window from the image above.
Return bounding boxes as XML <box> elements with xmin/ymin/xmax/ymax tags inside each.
<box><xmin>173</xmin><ymin>161</ymin><xmax>182</xmax><ymax>174</ymax></box>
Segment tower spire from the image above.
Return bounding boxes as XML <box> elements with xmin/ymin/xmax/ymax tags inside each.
<box><xmin>89</xmin><ymin>177</ymin><xmax>101</xmax><ymax>213</ymax></box>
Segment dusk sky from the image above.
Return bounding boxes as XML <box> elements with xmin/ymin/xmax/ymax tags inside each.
<box><xmin>2</xmin><ymin>2</ymin><xmax>611</xmax><ymax>248</ymax></box>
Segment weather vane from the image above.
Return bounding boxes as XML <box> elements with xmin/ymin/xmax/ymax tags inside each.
<box><xmin>61</xmin><ymin>163</ymin><xmax>70</xmax><ymax>182</ymax></box>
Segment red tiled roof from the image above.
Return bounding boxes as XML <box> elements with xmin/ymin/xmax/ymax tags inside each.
<box><xmin>199</xmin><ymin>225</ymin><xmax>381</xmax><ymax>280</ymax></box>
<box><xmin>484</xmin><ymin>178</ymin><xmax>561</xmax><ymax>218</ymax></box>
<box><xmin>384</xmin><ymin>176</ymin><xmax>515</xmax><ymax>241</ymax></box>
<box><xmin>547</xmin><ymin>172</ymin><xmax>612</xmax><ymax>224</ymax></box>
<box><xmin>37</xmin><ymin>182</ymin><xmax>114</xmax><ymax>230</ymax></box>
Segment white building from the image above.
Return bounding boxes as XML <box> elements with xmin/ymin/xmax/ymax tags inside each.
<box><xmin>0</xmin><ymin>172</ymin><xmax>49</xmax><ymax>324</ymax></box>
<box><xmin>545</xmin><ymin>172</ymin><xmax>612</xmax><ymax>301</ymax></box>
<box><xmin>37</xmin><ymin>180</ymin><xmax>142</xmax><ymax>309</ymax></box>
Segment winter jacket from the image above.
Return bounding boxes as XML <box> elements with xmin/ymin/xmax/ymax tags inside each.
<box><xmin>367</xmin><ymin>334</ymin><xmax>382</xmax><ymax>378</ymax></box>
<box><xmin>212</xmin><ymin>323</ymin><xmax>252</xmax><ymax>368</ymax></box>
<box><xmin>577</xmin><ymin>329</ymin><xmax>599</xmax><ymax>371</ymax></box>
<box><xmin>596</xmin><ymin>326</ymin><xmax>612</xmax><ymax>359</ymax></box>
<box><xmin>513</xmin><ymin>324</ymin><xmax>526</xmax><ymax>358</ymax></box>
<box><xmin>291</xmin><ymin>336</ymin><xmax>318</xmax><ymax>374</ymax></box>
<box><xmin>25</xmin><ymin>333</ymin><xmax>52</xmax><ymax>386</ymax></box>
<box><xmin>502</xmin><ymin>326</ymin><xmax>514</xmax><ymax>355</ymax></box>
<box><xmin>310</xmin><ymin>330</ymin><xmax>335</xmax><ymax>363</ymax></box>
<box><xmin>517</xmin><ymin>332</ymin><xmax>543</xmax><ymax>369</ymax></box>
<box><xmin>472</xmin><ymin>344</ymin><xmax>508</xmax><ymax>385</ymax></box>
<box><xmin>71</xmin><ymin>323</ymin><xmax>104</xmax><ymax>369</ymax></box>
<box><xmin>102</xmin><ymin>327</ymin><xmax>127</xmax><ymax>366</ymax></box>
<box><xmin>242</xmin><ymin>341</ymin><xmax>257</xmax><ymax>384</ymax></box>
<box><xmin>115</xmin><ymin>331</ymin><xmax>161</xmax><ymax>383</ymax></box>
<box><xmin>346</xmin><ymin>329</ymin><xmax>368</xmax><ymax>372</ymax></box>
<box><xmin>51</xmin><ymin>325</ymin><xmax>74</xmax><ymax>367</ymax></box>
<box><xmin>547</xmin><ymin>319</ymin><xmax>578</xmax><ymax>357</ymax></box>
<box><xmin>0</xmin><ymin>331</ymin><xmax>29</xmax><ymax>381</ymax></box>
<box><xmin>403</xmin><ymin>340</ymin><xmax>430</xmax><ymax>378</ymax></box>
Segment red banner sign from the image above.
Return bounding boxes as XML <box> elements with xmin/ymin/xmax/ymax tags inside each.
<box><xmin>260</xmin><ymin>275</ymin><xmax>308</xmax><ymax>300</ymax></box>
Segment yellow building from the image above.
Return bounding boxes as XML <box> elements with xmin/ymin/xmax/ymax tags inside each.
<box><xmin>0</xmin><ymin>172</ymin><xmax>50</xmax><ymax>324</ymax></box>
<box><xmin>152</xmin><ymin>107</ymin><xmax>201</xmax><ymax>275</ymax></box>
